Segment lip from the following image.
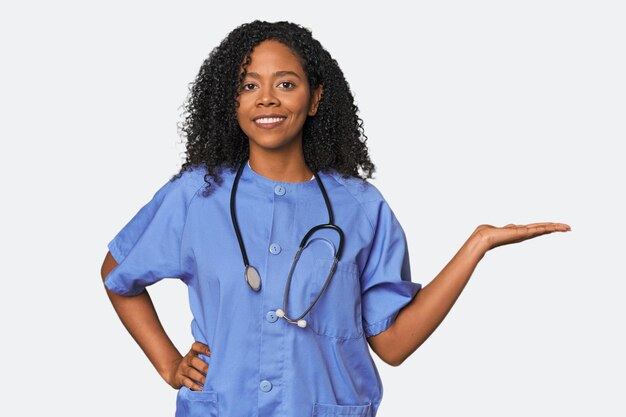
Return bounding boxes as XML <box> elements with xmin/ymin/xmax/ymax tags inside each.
<box><xmin>253</xmin><ymin>114</ymin><xmax>288</xmax><ymax>129</ymax></box>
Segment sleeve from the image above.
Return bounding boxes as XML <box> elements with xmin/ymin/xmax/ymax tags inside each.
<box><xmin>360</xmin><ymin>199</ymin><xmax>422</xmax><ymax>337</ymax></box>
<box><xmin>104</xmin><ymin>177</ymin><xmax>192</xmax><ymax>296</ymax></box>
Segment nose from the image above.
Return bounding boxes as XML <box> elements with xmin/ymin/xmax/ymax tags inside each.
<box><xmin>256</xmin><ymin>87</ymin><xmax>280</xmax><ymax>107</ymax></box>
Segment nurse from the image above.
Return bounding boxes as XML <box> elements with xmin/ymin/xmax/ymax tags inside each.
<box><xmin>101</xmin><ymin>20</ymin><xmax>571</xmax><ymax>416</ymax></box>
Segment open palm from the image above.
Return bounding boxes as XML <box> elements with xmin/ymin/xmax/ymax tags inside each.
<box><xmin>475</xmin><ymin>222</ymin><xmax>571</xmax><ymax>251</ymax></box>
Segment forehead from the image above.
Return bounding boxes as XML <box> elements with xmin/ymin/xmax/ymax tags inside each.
<box><xmin>240</xmin><ymin>40</ymin><xmax>305</xmax><ymax>76</ymax></box>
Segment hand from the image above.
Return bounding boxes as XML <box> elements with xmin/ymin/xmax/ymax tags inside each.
<box><xmin>165</xmin><ymin>342</ymin><xmax>211</xmax><ymax>391</ymax></box>
<box><xmin>473</xmin><ymin>222</ymin><xmax>571</xmax><ymax>252</ymax></box>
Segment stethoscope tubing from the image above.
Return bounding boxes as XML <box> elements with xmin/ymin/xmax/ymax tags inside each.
<box><xmin>230</xmin><ymin>159</ymin><xmax>251</xmax><ymax>268</ymax></box>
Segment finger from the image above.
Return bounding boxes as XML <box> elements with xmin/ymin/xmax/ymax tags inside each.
<box><xmin>190</xmin><ymin>356</ymin><xmax>210</xmax><ymax>374</ymax></box>
<box><xmin>192</xmin><ymin>342</ymin><xmax>211</xmax><ymax>356</ymax></box>
<box><xmin>525</xmin><ymin>223</ymin><xmax>571</xmax><ymax>232</ymax></box>
<box><xmin>183</xmin><ymin>366</ymin><xmax>208</xmax><ymax>386</ymax></box>
<box><xmin>520</xmin><ymin>222</ymin><xmax>570</xmax><ymax>230</ymax></box>
<box><xmin>522</xmin><ymin>223</ymin><xmax>570</xmax><ymax>238</ymax></box>
<box><xmin>492</xmin><ymin>224</ymin><xmax>552</xmax><ymax>246</ymax></box>
<box><xmin>503</xmin><ymin>223</ymin><xmax>570</xmax><ymax>236</ymax></box>
<box><xmin>181</xmin><ymin>354</ymin><xmax>209</xmax><ymax>378</ymax></box>
<box><xmin>181</xmin><ymin>376</ymin><xmax>204</xmax><ymax>391</ymax></box>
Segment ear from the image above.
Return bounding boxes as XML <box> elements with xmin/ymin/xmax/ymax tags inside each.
<box><xmin>308</xmin><ymin>84</ymin><xmax>324</xmax><ymax>116</ymax></box>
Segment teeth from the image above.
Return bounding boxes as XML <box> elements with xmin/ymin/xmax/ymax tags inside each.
<box><xmin>255</xmin><ymin>117</ymin><xmax>285</xmax><ymax>124</ymax></box>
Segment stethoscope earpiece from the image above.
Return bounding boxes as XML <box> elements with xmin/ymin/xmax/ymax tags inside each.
<box><xmin>275</xmin><ymin>309</ymin><xmax>308</xmax><ymax>328</ymax></box>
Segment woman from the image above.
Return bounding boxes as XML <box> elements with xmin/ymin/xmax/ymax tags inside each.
<box><xmin>101</xmin><ymin>20</ymin><xmax>570</xmax><ymax>417</ymax></box>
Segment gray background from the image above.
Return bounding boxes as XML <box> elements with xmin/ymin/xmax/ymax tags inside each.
<box><xmin>1</xmin><ymin>1</ymin><xmax>624</xmax><ymax>416</ymax></box>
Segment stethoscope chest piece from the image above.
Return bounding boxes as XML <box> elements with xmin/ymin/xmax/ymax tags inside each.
<box><xmin>245</xmin><ymin>265</ymin><xmax>262</xmax><ymax>292</ymax></box>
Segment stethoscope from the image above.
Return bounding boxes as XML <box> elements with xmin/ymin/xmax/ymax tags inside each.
<box><xmin>230</xmin><ymin>159</ymin><xmax>344</xmax><ymax>329</ymax></box>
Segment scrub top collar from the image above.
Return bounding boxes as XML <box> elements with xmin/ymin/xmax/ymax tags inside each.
<box><xmin>247</xmin><ymin>159</ymin><xmax>315</xmax><ymax>181</ymax></box>
<box><xmin>240</xmin><ymin>158</ymin><xmax>331</xmax><ymax>199</ymax></box>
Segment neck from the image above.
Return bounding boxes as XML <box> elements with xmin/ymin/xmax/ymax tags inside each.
<box><xmin>248</xmin><ymin>149</ymin><xmax>314</xmax><ymax>183</ymax></box>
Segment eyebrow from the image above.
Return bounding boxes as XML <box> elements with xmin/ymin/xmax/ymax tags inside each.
<box><xmin>244</xmin><ymin>71</ymin><xmax>302</xmax><ymax>80</ymax></box>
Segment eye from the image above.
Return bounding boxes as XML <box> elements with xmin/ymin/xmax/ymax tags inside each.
<box><xmin>278</xmin><ymin>81</ymin><xmax>295</xmax><ymax>89</ymax></box>
<box><xmin>241</xmin><ymin>83</ymin><xmax>257</xmax><ymax>91</ymax></box>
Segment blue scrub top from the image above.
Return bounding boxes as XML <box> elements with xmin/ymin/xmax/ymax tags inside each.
<box><xmin>105</xmin><ymin>160</ymin><xmax>422</xmax><ymax>417</ymax></box>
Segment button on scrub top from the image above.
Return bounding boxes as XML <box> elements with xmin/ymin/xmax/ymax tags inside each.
<box><xmin>104</xmin><ymin>162</ymin><xmax>422</xmax><ymax>417</ymax></box>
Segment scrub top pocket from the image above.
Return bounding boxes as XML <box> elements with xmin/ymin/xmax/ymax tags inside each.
<box><xmin>175</xmin><ymin>387</ymin><xmax>218</xmax><ymax>417</ymax></box>
<box><xmin>306</xmin><ymin>257</ymin><xmax>363</xmax><ymax>340</ymax></box>
<box><xmin>312</xmin><ymin>401</ymin><xmax>373</xmax><ymax>416</ymax></box>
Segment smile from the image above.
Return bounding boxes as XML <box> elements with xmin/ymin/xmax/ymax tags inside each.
<box><xmin>254</xmin><ymin>116</ymin><xmax>287</xmax><ymax>128</ymax></box>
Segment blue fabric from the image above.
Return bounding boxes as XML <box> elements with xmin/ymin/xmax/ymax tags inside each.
<box><xmin>105</xmin><ymin>161</ymin><xmax>422</xmax><ymax>417</ymax></box>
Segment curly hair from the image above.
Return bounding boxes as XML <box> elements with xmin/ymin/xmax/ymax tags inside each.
<box><xmin>173</xmin><ymin>20</ymin><xmax>376</xmax><ymax>196</ymax></box>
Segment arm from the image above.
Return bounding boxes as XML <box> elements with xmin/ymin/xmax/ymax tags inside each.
<box><xmin>101</xmin><ymin>251</ymin><xmax>208</xmax><ymax>389</ymax></box>
<box><xmin>367</xmin><ymin>222</ymin><xmax>570</xmax><ymax>366</ymax></box>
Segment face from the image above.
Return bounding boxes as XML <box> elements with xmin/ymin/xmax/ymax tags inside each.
<box><xmin>236</xmin><ymin>39</ymin><xmax>323</xmax><ymax>153</ymax></box>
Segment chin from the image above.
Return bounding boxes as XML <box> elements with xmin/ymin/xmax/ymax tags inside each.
<box><xmin>249</xmin><ymin>137</ymin><xmax>297</xmax><ymax>151</ymax></box>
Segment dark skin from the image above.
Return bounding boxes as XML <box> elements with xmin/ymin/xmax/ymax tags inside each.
<box><xmin>101</xmin><ymin>252</ymin><xmax>209</xmax><ymax>390</ymax></box>
<box><xmin>102</xmin><ymin>39</ymin><xmax>571</xmax><ymax>391</ymax></box>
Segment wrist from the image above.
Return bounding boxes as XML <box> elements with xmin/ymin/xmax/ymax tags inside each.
<box><xmin>159</xmin><ymin>355</ymin><xmax>183</xmax><ymax>388</ymax></box>
<box><xmin>467</xmin><ymin>229</ymin><xmax>490</xmax><ymax>259</ymax></box>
